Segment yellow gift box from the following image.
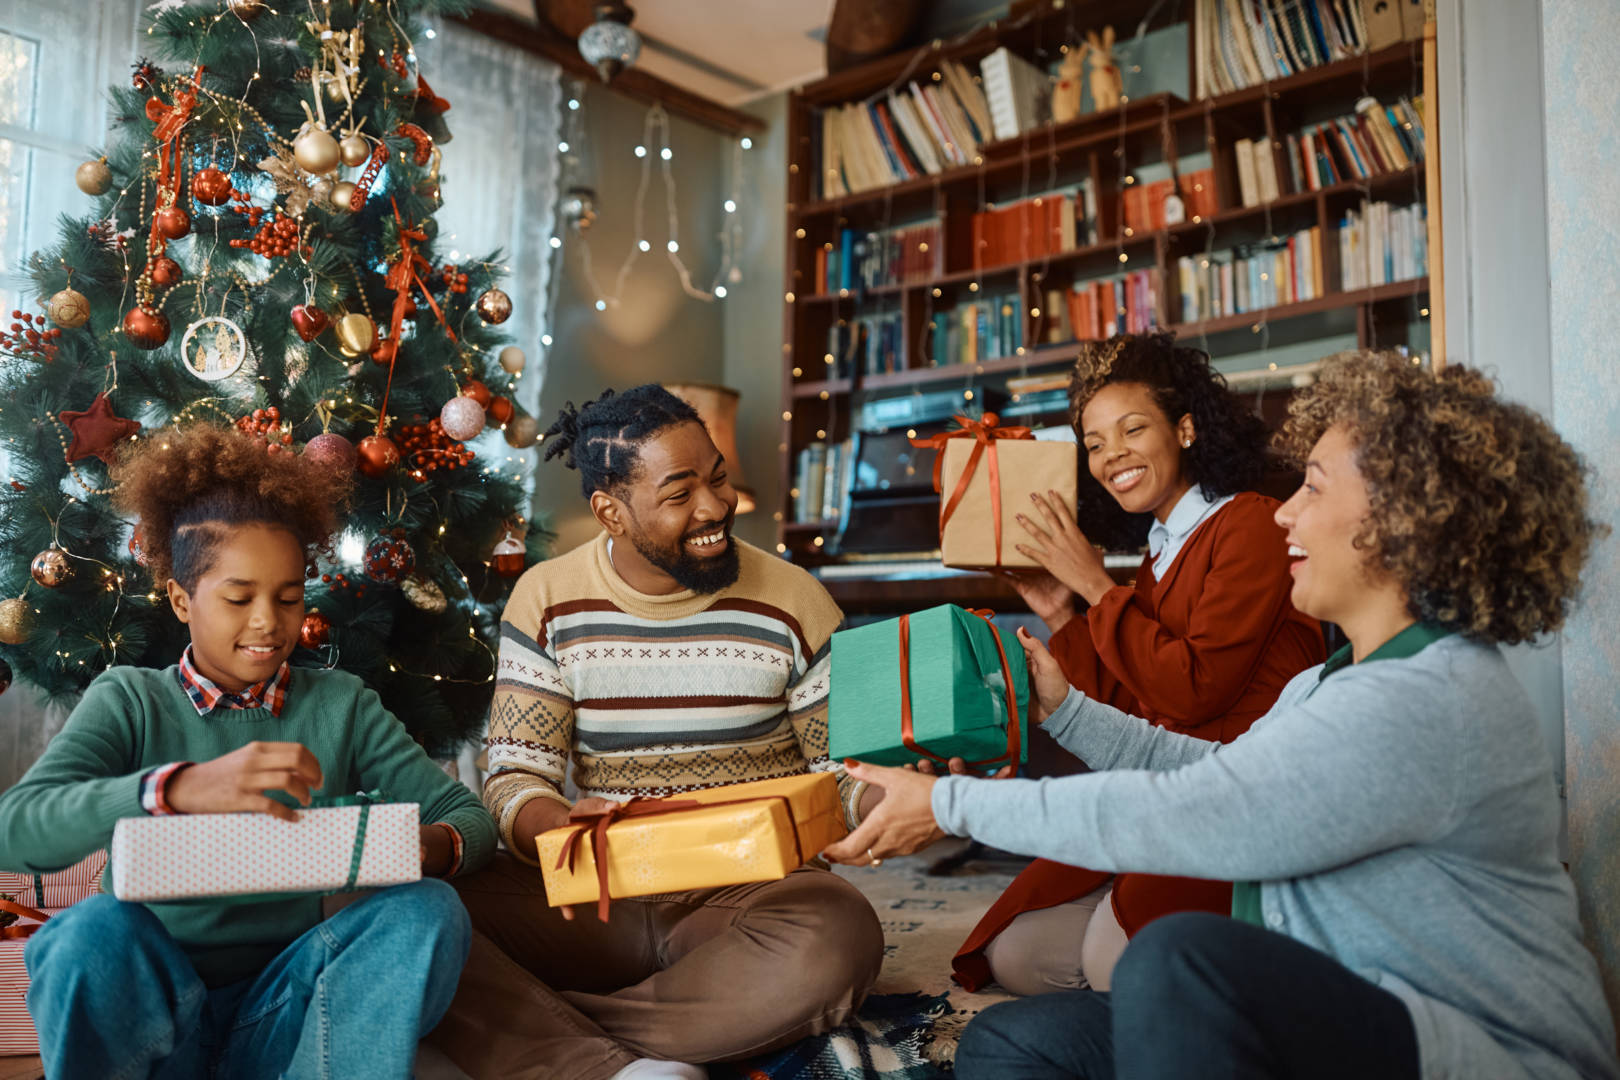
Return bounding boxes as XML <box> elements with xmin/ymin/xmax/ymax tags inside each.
<box><xmin>536</xmin><ymin>773</ymin><xmax>846</xmax><ymax>918</ymax></box>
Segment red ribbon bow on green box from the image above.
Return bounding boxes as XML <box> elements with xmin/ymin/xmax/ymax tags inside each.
<box><xmin>909</xmin><ymin>413</ymin><xmax>1035</xmax><ymax>566</ymax></box>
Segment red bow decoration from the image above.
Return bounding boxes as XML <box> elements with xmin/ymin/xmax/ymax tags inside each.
<box><xmin>145</xmin><ymin>65</ymin><xmax>204</xmax><ymax>210</ymax></box>
<box><xmin>0</xmin><ymin>897</ymin><xmax>50</xmax><ymax>941</ymax></box>
<box><xmin>896</xmin><ymin>609</ymin><xmax>1022</xmax><ymax>769</ymax></box>
<box><xmin>415</xmin><ymin>75</ymin><xmax>451</xmax><ymax>115</ymax></box>
<box><xmin>554</xmin><ymin>797</ymin><xmax>703</xmax><ymax>923</ymax></box>
<box><xmin>374</xmin><ymin>198</ymin><xmax>457</xmax><ymax>433</ymax></box>
<box><xmin>909</xmin><ymin>413</ymin><xmax>1034</xmax><ymax>565</ymax></box>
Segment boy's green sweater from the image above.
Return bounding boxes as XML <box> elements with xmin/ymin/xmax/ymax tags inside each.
<box><xmin>0</xmin><ymin>664</ymin><xmax>497</xmax><ymax>987</ymax></box>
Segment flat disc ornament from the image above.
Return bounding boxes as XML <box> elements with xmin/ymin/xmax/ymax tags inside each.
<box><xmin>180</xmin><ymin>316</ymin><xmax>247</xmax><ymax>381</ymax></box>
<box><xmin>401</xmin><ymin>574</ymin><xmax>447</xmax><ymax>613</ymax></box>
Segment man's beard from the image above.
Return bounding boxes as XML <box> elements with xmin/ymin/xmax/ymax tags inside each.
<box><xmin>626</xmin><ymin>514</ymin><xmax>741</xmax><ymax>594</ymax></box>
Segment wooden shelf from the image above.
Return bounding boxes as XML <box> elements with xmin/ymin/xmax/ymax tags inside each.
<box><xmin>790</xmin><ymin>378</ymin><xmax>853</xmax><ymax>399</ymax></box>
<box><xmin>1169</xmin><ymin>277</ymin><xmax>1428</xmax><ymax>337</ymax></box>
<box><xmin>783</xmin><ymin>520</ymin><xmax>838</xmax><ymax>533</ymax></box>
<box><xmin>1168</xmin><ymin>44</ymin><xmax>1424</xmax><ymax>124</ymax></box>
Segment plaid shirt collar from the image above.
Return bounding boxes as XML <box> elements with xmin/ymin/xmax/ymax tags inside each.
<box><xmin>176</xmin><ymin>645</ymin><xmax>292</xmax><ymax>717</ymax></box>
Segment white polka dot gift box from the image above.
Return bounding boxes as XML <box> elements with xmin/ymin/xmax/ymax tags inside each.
<box><xmin>110</xmin><ymin>803</ymin><xmax>420</xmax><ymax>902</ymax></box>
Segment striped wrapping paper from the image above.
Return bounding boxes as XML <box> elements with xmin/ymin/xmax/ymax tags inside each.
<box><xmin>0</xmin><ymin>909</ymin><xmax>51</xmax><ymax>1056</ymax></box>
<box><xmin>0</xmin><ymin>850</ymin><xmax>107</xmax><ymax>909</ymax></box>
<box><xmin>110</xmin><ymin>803</ymin><xmax>420</xmax><ymax>902</ymax></box>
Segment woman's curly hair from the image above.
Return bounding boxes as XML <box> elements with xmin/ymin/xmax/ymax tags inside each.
<box><xmin>111</xmin><ymin>424</ymin><xmax>351</xmax><ymax>590</ymax></box>
<box><xmin>1276</xmin><ymin>351</ymin><xmax>1605</xmax><ymax>645</ymax></box>
<box><xmin>1069</xmin><ymin>332</ymin><xmax>1269</xmax><ymax>550</ymax></box>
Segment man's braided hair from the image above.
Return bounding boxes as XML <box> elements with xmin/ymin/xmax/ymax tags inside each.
<box><xmin>542</xmin><ymin>385</ymin><xmax>703</xmax><ymax>499</ymax></box>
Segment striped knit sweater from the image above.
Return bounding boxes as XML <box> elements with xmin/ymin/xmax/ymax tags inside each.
<box><xmin>484</xmin><ymin>531</ymin><xmax>855</xmax><ymax>863</ymax></box>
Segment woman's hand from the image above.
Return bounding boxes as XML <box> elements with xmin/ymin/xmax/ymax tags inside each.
<box><xmin>1014</xmin><ymin>490</ymin><xmax>1116</xmax><ymax>607</ymax></box>
<box><xmin>997</xmin><ymin>570</ymin><xmax>1078</xmax><ymax>635</ymax></box>
<box><xmin>823</xmin><ymin>761</ymin><xmax>948</xmax><ymax>865</ymax></box>
<box><xmin>1017</xmin><ymin>626</ymin><xmax>1074</xmax><ymax>726</ymax></box>
<box><xmin>913</xmin><ymin>757</ymin><xmax>1016</xmax><ymax>780</ymax></box>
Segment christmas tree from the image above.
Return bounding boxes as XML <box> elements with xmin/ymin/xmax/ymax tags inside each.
<box><xmin>0</xmin><ymin>0</ymin><xmax>549</xmax><ymax>755</ymax></box>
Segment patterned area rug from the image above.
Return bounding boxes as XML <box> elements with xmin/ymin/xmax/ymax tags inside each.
<box><xmin>718</xmin><ymin>840</ymin><xmax>1021</xmax><ymax>1080</ymax></box>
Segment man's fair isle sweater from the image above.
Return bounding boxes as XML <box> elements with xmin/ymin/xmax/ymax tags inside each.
<box><xmin>485</xmin><ymin>532</ymin><xmax>855</xmax><ymax>860</ymax></box>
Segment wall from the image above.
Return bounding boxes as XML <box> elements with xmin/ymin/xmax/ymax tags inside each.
<box><xmin>1540</xmin><ymin>0</ymin><xmax>1620</xmax><ymax>1017</ymax></box>
<box><xmin>534</xmin><ymin>81</ymin><xmax>731</xmax><ymax>553</ymax></box>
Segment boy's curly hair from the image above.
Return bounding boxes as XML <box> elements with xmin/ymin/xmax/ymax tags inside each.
<box><xmin>542</xmin><ymin>384</ymin><xmax>702</xmax><ymax>499</ymax></box>
<box><xmin>1276</xmin><ymin>351</ymin><xmax>1605</xmax><ymax>644</ymax></box>
<box><xmin>111</xmin><ymin>424</ymin><xmax>351</xmax><ymax>590</ymax></box>
<box><xmin>1069</xmin><ymin>332</ymin><xmax>1269</xmax><ymax>550</ymax></box>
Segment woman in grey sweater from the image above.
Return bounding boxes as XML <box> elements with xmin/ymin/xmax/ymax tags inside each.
<box><xmin>825</xmin><ymin>353</ymin><xmax>1616</xmax><ymax>1080</ymax></box>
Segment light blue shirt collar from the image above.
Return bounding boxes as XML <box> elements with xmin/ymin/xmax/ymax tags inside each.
<box><xmin>1147</xmin><ymin>484</ymin><xmax>1234</xmax><ymax>580</ymax></box>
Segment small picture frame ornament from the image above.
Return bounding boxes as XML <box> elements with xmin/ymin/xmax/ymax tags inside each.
<box><xmin>181</xmin><ymin>316</ymin><xmax>247</xmax><ymax>381</ymax></box>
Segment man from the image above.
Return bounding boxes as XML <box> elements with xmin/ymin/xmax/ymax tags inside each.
<box><xmin>431</xmin><ymin>385</ymin><xmax>883</xmax><ymax>1080</ymax></box>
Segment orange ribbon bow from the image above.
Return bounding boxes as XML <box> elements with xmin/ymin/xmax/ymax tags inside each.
<box><xmin>909</xmin><ymin>413</ymin><xmax>1034</xmax><ymax>566</ymax></box>
<box><xmin>374</xmin><ymin>198</ymin><xmax>459</xmax><ymax>433</ymax></box>
<box><xmin>144</xmin><ymin>65</ymin><xmax>204</xmax><ymax>250</ymax></box>
<box><xmin>0</xmin><ymin>897</ymin><xmax>50</xmax><ymax>941</ymax></box>
<box><xmin>895</xmin><ymin>608</ymin><xmax>1022</xmax><ymax>769</ymax></box>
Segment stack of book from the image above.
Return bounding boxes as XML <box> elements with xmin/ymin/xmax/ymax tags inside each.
<box><xmin>1283</xmin><ymin>96</ymin><xmax>1426</xmax><ymax>193</ymax></box>
<box><xmin>972</xmin><ymin>184</ymin><xmax>1098</xmax><ymax>269</ymax></box>
<box><xmin>1339</xmin><ymin>200</ymin><xmax>1427</xmax><ymax>290</ymax></box>
<box><xmin>824</xmin><ymin>313</ymin><xmax>905</xmax><ymax>378</ymax></box>
<box><xmin>929</xmin><ymin>294</ymin><xmax>1024</xmax><ymax>366</ymax></box>
<box><xmin>1123</xmin><ymin>168</ymin><xmax>1219</xmax><ymax>233</ymax></box>
<box><xmin>813</xmin><ymin>60</ymin><xmax>992</xmax><ymax>198</ymax></box>
<box><xmin>1065</xmin><ymin>271</ymin><xmax>1159</xmax><ymax>340</ymax></box>
<box><xmin>1195</xmin><ymin>0</ymin><xmax>1380</xmax><ymax>99</ymax></box>
<box><xmin>793</xmin><ymin>438</ymin><xmax>855</xmax><ymax>523</ymax></box>
<box><xmin>816</xmin><ymin>223</ymin><xmax>943</xmax><ymax>295</ymax></box>
<box><xmin>1175</xmin><ymin>227</ymin><xmax>1326</xmax><ymax>322</ymax></box>
<box><xmin>980</xmin><ymin>47</ymin><xmax>1049</xmax><ymax>141</ymax></box>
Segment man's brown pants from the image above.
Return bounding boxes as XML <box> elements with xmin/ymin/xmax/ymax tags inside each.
<box><xmin>427</xmin><ymin>854</ymin><xmax>885</xmax><ymax>1079</ymax></box>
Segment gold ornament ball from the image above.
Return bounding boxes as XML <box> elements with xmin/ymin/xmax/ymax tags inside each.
<box><xmin>227</xmin><ymin>0</ymin><xmax>266</xmax><ymax>18</ymax></box>
<box><xmin>335</xmin><ymin>312</ymin><xmax>375</xmax><ymax>356</ymax></box>
<box><xmin>318</xmin><ymin>70</ymin><xmax>347</xmax><ymax>104</ymax></box>
<box><xmin>475</xmin><ymin>288</ymin><xmax>512</xmax><ymax>324</ymax></box>
<box><xmin>75</xmin><ymin>158</ymin><xmax>111</xmax><ymax>196</ymax></box>
<box><xmin>0</xmin><ymin>598</ymin><xmax>30</xmax><ymax>645</ymax></box>
<box><xmin>47</xmin><ymin>288</ymin><xmax>91</xmax><ymax>329</ymax></box>
<box><xmin>293</xmin><ymin>126</ymin><xmax>341</xmax><ymax>175</ymax></box>
<box><xmin>30</xmin><ymin>548</ymin><xmax>72</xmax><ymax>588</ymax></box>
<box><xmin>339</xmin><ymin>134</ymin><xmax>370</xmax><ymax>168</ymax></box>
<box><xmin>330</xmin><ymin>181</ymin><xmax>357</xmax><ymax>212</ymax></box>
<box><xmin>504</xmin><ymin>413</ymin><xmax>540</xmax><ymax>449</ymax></box>
<box><xmin>498</xmin><ymin>345</ymin><xmax>526</xmax><ymax>374</ymax></box>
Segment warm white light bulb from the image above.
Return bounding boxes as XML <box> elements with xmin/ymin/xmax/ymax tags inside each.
<box><xmin>660</xmin><ymin>147</ymin><xmax>672</xmax><ymax>161</ymax></box>
<box><xmin>568</xmin><ymin>98</ymin><xmax>580</xmax><ymax>110</ymax></box>
<box><xmin>549</xmin><ymin>236</ymin><xmax>562</xmax><ymax>248</ymax></box>
<box><xmin>667</xmin><ymin>240</ymin><xmax>679</xmax><ymax>253</ymax></box>
<box><xmin>714</xmin><ymin>285</ymin><xmax>727</xmax><ymax>298</ymax></box>
<box><xmin>741</xmin><ymin>137</ymin><xmax>753</xmax><ymax>150</ymax></box>
<box><xmin>595</xmin><ymin>299</ymin><xmax>607</xmax><ymax>311</ymax></box>
<box><xmin>634</xmin><ymin>145</ymin><xmax>646</xmax><ymax>158</ymax></box>
<box><xmin>723</xmin><ymin>199</ymin><xmax>736</xmax><ymax>213</ymax></box>
<box><xmin>638</xmin><ymin>240</ymin><xmax>650</xmax><ymax>252</ymax></box>
<box><xmin>558</xmin><ymin>141</ymin><xmax>570</xmax><ymax>153</ymax></box>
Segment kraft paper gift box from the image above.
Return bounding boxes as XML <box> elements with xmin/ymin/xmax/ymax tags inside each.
<box><xmin>536</xmin><ymin>773</ymin><xmax>847</xmax><ymax>919</ymax></box>
<box><xmin>0</xmin><ymin>899</ymin><xmax>52</xmax><ymax>1056</ymax></box>
<box><xmin>913</xmin><ymin>414</ymin><xmax>1079</xmax><ymax>570</ymax></box>
<box><xmin>110</xmin><ymin>802</ymin><xmax>420</xmax><ymax>902</ymax></box>
<box><xmin>0</xmin><ymin>848</ymin><xmax>106</xmax><ymax>908</ymax></box>
<box><xmin>827</xmin><ymin>603</ymin><xmax>1029</xmax><ymax>768</ymax></box>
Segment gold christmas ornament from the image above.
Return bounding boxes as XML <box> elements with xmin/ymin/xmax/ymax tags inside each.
<box><xmin>475</xmin><ymin>288</ymin><xmax>512</xmax><ymax>324</ymax></box>
<box><xmin>504</xmin><ymin>413</ymin><xmax>540</xmax><ymax>449</ymax></box>
<box><xmin>75</xmin><ymin>157</ymin><xmax>112</xmax><ymax>196</ymax></box>
<box><xmin>339</xmin><ymin>134</ymin><xmax>370</xmax><ymax>168</ymax></box>
<box><xmin>292</xmin><ymin>124</ymin><xmax>341</xmax><ymax>175</ymax></box>
<box><xmin>47</xmin><ymin>288</ymin><xmax>91</xmax><ymax>329</ymax></box>
<box><xmin>227</xmin><ymin>0</ymin><xmax>266</xmax><ymax>19</ymax></box>
<box><xmin>401</xmin><ymin>574</ymin><xmax>447</xmax><ymax>613</ymax></box>
<box><xmin>30</xmin><ymin>547</ymin><xmax>71</xmax><ymax>588</ymax></box>
<box><xmin>330</xmin><ymin>181</ymin><xmax>357</xmax><ymax>211</ymax></box>
<box><xmin>318</xmin><ymin>70</ymin><xmax>347</xmax><ymax>104</ymax></box>
<box><xmin>0</xmin><ymin>598</ymin><xmax>31</xmax><ymax>645</ymax></box>
<box><xmin>335</xmin><ymin>312</ymin><xmax>375</xmax><ymax>356</ymax></box>
<box><xmin>498</xmin><ymin>345</ymin><xmax>526</xmax><ymax>374</ymax></box>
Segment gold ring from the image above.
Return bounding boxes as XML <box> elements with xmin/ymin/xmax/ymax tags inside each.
<box><xmin>868</xmin><ymin>848</ymin><xmax>882</xmax><ymax>867</ymax></box>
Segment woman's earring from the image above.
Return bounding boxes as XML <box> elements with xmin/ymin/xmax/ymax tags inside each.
<box><xmin>1182</xmin><ymin>439</ymin><xmax>1192</xmax><ymax>448</ymax></box>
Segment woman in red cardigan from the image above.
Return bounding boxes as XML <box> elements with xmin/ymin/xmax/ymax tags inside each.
<box><xmin>951</xmin><ymin>332</ymin><xmax>1325</xmax><ymax>995</ymax></box>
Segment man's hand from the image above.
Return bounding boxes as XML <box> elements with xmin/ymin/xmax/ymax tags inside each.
<box><xmin>822</xmin><ymin>760</ymin><xmax>947</xmax><ymax>866</ymax></box>
<box><xmin>165</xmin><ymin>741</ymin><xmax>324</xmax><ymax>821</ymax></box>
<box><xmin>420</xmin><ymin>823</ymin><xmax>453</xmax><ymax>877</ymax></box>
<box><xmin>511</xmin><ymin>796</ymin><xmax>575</xmax><ymax>863</ymax></box>
<box><xmin>1016</xmin><ymin>626</ymin><xmax>1073</xmax><ymax>726</ymax></box>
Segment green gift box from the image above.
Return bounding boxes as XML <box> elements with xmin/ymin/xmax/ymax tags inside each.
<box><xmin>828</xmin><ymin>604</ymin><xmax>1029</xmax><ymax>768</ymax></box>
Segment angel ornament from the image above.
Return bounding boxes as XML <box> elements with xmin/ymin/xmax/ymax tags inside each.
<box><xmin>1084</xmin><ymin>26</ymin><xmax>1123</xmax><ymax>113</ymax></box>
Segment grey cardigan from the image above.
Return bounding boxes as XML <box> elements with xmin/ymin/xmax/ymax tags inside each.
<box><xmin>933</xmin><ymin>634</ymin><xmax>1617</xmax><ymax>1080</ymax></box>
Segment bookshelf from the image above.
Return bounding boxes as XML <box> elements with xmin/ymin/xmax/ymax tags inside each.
<box><xmin>776</xmin><ymin>0</ymin><xmax>1434</xmax><ymax>578</ymax></box>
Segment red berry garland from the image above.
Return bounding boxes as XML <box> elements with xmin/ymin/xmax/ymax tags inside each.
<box><xmin>234</xmin><ymin>407</ymin><xmax>294</xmax><ymax>452</ymax></box>
<box><xmin>2</xmin><ymin>311</ymin><xmax>64</xmax><ymax>363</ymax></box>
<box><xmin>439</xmin><ymin>264</ymin><xmax>469</xmax><ymax>294</ymax></box>
<box><xmin>394</xmin><ymin>416</ymin><xmax>475</xmax><ymax>482</ymax></box>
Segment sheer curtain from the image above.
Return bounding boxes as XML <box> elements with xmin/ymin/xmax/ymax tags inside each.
<box><xmin>419</xmin><ymin>19</ymin><xmax>563</xmax><ymax>481</ymax></box>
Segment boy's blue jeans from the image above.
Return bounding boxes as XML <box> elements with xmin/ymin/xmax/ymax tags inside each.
<box><xmin>25</xmin><ymin>879</ymin><xmax>470</xmax><ymax>1080</ymax></box>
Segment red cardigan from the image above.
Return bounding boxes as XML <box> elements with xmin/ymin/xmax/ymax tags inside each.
<box><xmin>952</xmin><ymin>492</ymin><xmax>1325</xmax><ymax>991</ymax></box>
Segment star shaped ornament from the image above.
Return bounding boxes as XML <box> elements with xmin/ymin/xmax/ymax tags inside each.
<box><xmin>60</xmin><ymin>393</ymin><xmax>141</xmax><ymax>465</ymax></box>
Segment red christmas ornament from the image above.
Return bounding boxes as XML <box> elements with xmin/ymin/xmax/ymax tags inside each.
<box><xmin>304</xmin><ymin>432</ymin><xmax>356</xmax><ymax>472</ymax></box>
<box><xmin>355</xmin><ymin>434</ymin><xmax>400</xmax><ymax>478</ymax></box>
<box><xmin>491</xmin><ymin>529</ymin><xmax>526</xmax><ymax>577</ymax></box>
<box><xmin>369</xmin><ymin>334</ymin><xmax>399</xmax><ymax>366</ymax></box>
<box><xmin>122</xmin><ymin>305</ymin><xmax>170</xmax><ymax>349</ymax></box>
<box><xmin>154</xmin><ymin>205</ymin><xmax>190</xmax><ymax>241</ymax></box>
<box><xmin>461</xmin><ymin>380</ymin><xmax>491</xmax><ymax>408</ymax></box>
<box><xmin>290</xmin><ymin>304</ymin><xmax>329</xmax><ymax>342</ymax></box>
<box><xmin>129</xmin><ymin>526</ymin><xmax>149</xmax><ymax>567</ymax></box>
<box><xmin>299</xmin><ymin>611</ymin><xmax>331</xmax><ymax>649</ymax></box>
<box><xmin>363</xmin><ymin>532</ymin><xmax>416</xmax><ymax>584</ymax></box>
<box><xmin>488</xmin><ymin>396</ymin><xmax>514</xmax><ymax>425</ymax></box>
<box><xmin>149</xmin><ymin>255</ymin><xmax>182</xmax><ymax>287</ymax></box>
<box><xmin>60</xmin><ymin>392</ymin><xmax>141</xmax><ymax>464</ymax></box>
<box><xmin>192</xmin><ymin>166</ymin><xmax>233</xmax><ymax>206</ymax></box>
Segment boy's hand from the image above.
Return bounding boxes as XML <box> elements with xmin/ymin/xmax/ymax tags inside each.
<box><xmin>166</xmin><ymin>741</ymin><xmax>324</xmax><ymax>821</ymax></box>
